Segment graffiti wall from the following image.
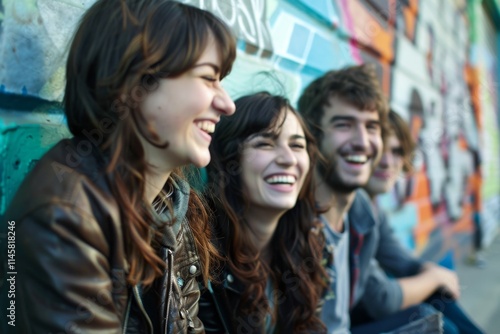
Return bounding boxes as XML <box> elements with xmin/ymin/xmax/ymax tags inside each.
<box><xmin>473</xmin><ymin>1</ymin><xmax>500</xmax><ymax>247</ymax></box>
<box><xmin>0</xmin><ymin>0</ymin><xmax>499</xmax><ymax>261</ymax></box>
<box><xmin>385</xmin><ymin>0</ymin><xmax>482</xmax><ymax>259</ymax></box>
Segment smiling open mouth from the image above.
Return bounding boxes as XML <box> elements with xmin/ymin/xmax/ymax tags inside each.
<box><xmin>265</xmin><ymin>175</ymin><xmax>297</xmax><ymax>185</ymax></box>
<box><xmin>195</xmin><ymin>121</ymin><xmax>216</xmax><ymax>135</ymax></box>
<box><xmin>344</xmin><ymin>154</ymin><xmax>368</xmax><ymax>164</ymax></box>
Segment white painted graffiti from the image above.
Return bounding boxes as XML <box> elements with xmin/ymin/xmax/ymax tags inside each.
<box><xmin>180</xmin><ymin>0</ymin><xmax>273</xmax><ymax>53</ymax></box>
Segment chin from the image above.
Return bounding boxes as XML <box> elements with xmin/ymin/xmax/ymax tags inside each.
<box><xmin>266</xmin><ymin>201</ymin><xmax>296</xmax><ymax>211</ymax></box>
<box><xmin>351</xmin><ymin>178</ymin><xmax>370</xmax><ymax>189</ymax></box>
<box><xmin>193</xmin><ymin>159</ymin><xmax>211</xmax><ymax>168</ymax></box>
<box><xmin>280</xmin><ymin>202</ymin><xmax>297</xmax><ymax>211</ymax></box>
<box><xmin>190</xmin><ymin>152</ymin><xmax>211</xmax><ymax>168</ymax></box>
<box><xmin>369</xmin><ymin>187</ymin><xmax>385</xmax><ymax>197</ymax></box>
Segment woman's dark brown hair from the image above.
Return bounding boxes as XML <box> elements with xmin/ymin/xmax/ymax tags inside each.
<box><xmin>64</xmin><ymin>0</ymin><xmax>236</xmax><ymax>286</ymax></box>
<box><xmin>206</xmin><ymin>92</ymin><xmax>327</xmax><ymax>332</ymax></box>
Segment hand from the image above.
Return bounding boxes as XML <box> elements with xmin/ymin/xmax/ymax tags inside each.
<box><xmin>423</xmin><ymin>262</ymin><xmax>460</xmax><ymax>300</ymax></box>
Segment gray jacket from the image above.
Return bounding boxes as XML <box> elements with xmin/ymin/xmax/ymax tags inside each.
<box><xmin>348</xmin><ymin>189</ymin><xmax>423</xmax><ymax>318</ymax></box>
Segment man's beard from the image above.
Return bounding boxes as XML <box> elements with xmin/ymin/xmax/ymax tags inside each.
<box><xmin>317</xmin><ymin>158</ymin><xmax>362</xmax><ymax>194</ymax></box>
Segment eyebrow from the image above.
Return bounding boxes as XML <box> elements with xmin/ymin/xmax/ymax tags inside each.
<box><xmin>328</xmin><ymin>115</ymin><xmax>355</xmax><ymax>124</ymax></box>
<box><xmin>251</xmin><ymin>133</ymin><xmax>306</xmax><ymax>141</ymax></box>
<box><xmin>290</xmin><ymin>134</ymin><xmax>306</xmax><ymax>140</ymax></box>
<box><xmin>328</xmin><ymin>115</ymin><xmax>380</xmax><ymax>125</ymax></box>
<box><xmin>192</xmin><ymin>62</ymin><xmax>220</xmax><ymax>74</ymax></box>
<box><xmin>256</xmin><ymin>132</ymin><xmax>273</xmax><ymax>137</ymax></box>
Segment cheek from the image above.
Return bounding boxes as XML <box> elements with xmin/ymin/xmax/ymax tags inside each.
<box><xmin>321</xmin><ymin>133</ymin><xmax>335</xmax><ymax>150</ymax></box>
<box><xmin>238</xmin><ymin>165</ymin><xmax>252</xmax><ymax>200</ymax></box>
<box><xmin>299</xmin><ymin>153</ymin><xmax>311</xmax><ymax>174</ymax></box>
<box><xmin>139</xmin><ymin>95</ymin><xmax>160</xmax><ymax>121</ymax></box>
<box><xmin>243</xmin><ymin>150</ymin><xmax>273</xmax><ymax>171</ymax></box>
<box><xmin>295</xmin><ymin>153</ymin><xmax>311</xmax><ymax>190</ymax></box>
<box><xmin>377</xmin><ymin>138</ymin><xmax>384</xmax><ymax>151</ymax></box>
<box><xmin>140</xmin><ymin>95</ymin><xmax>178</xmax><ymax>129</ymax></box>
<box><xmin>240</xmin><ymin>153</ymin><xmax>260</xmax><ymax>183</ymax></box>
<box><xmin>320</xmin><ymin>140</ymin><xmax>336</xmax><ymax>161</ymax></box>
<box><xmin>372</xmin><ymin>137</ymin><xmax>383</xmax><ymax>159</ymax></box>
<box><xmin>394</xmin><ymin>160</ymin><xmax>404</xmax><ymax>174</ymax></box>
<box><xmin>328</xmin><ymin>133</ymin><xmax>343</xmax><ymax>149</ymax></box>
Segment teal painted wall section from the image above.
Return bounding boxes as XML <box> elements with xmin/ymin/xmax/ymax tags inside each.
<box><xmin>0</xmin><ymin>108</ymin><xmax>69</xmax><ymax>214</ymax></box>
<box><xmin>1</xmin><ymin>0</ymin><xmax>499</xmax><ymax>261</ymax></box>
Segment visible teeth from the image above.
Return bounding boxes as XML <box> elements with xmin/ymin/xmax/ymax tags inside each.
<box><xmin>265</xmin><ymin>175</ymin><xmax>296</xmax><ymax>184</ymax></box>
<box><xmin>196</xmin><ymin>121</ymin><xmax>215</xmax><ymax>134</ymax></box>
<box><xmin>344</xmin><ymin>155</ymin><xmax>368</xmax><ymax>163</ymax></box>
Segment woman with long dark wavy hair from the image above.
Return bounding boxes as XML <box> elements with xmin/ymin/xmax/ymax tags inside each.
<box><xmin>0</xmin><ymin>0</ymin><xmax>236</xmax><ymax>332</ymax></box>
<box><xmin>199</xmin><ymin>92</ymin><xmax>328</xmax><ymax>333</ymax></box>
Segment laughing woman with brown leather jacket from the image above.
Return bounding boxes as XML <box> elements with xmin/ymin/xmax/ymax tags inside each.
<box><xmin>0</xmin><ymin>1</ymin><xmax>236</xmax><ymax>333</ymax></box>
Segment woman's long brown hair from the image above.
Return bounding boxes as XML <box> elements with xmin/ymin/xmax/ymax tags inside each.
<box><xmin>64</xmin><ymin>0</ymin><xmax>236</xmax><ymax>286</ymax></box>
<box><xmin>206</xmin><ymin>92</ymin><xmax>328</xmax><ymax>332</ymax></box>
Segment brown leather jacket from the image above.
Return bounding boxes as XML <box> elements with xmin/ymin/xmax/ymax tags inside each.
<box><xmin>0</xmin><ymin>137</ymin><xmax>204</xmax><ymax>333</ymax></box>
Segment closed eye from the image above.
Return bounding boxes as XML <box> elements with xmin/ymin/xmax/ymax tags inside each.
<box><xmin>333</xmin><ymin>122</ymin><xmax>350</xmax><ymax>129</ymax></box>
<box><xmin>290</xmin><ymin>143</ymin><xmax>306</xmax><ymax>150</ymax></box>
<box><xmin>202</xmin><ymin>76</ymin><xmax>217</xmax><ymax>83</ymax></box>
<box><xmin>253</xmin><ymin>141</ymin><xmax>273</xmax><ymax>149</ymax></box>
<box><xmin>391</xmin><ymin>148</ymin><xmax>404</xmax><ymax>157</ymax></box>
<box><xmin>366</xmin><ymin>122</ymin><xmax>381</xmax><ymax>132</ymax></box>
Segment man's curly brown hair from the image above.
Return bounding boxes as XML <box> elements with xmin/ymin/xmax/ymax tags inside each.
<box><xmin>297</xmin><ymin>64</ymin><xmax>390</xmax><ymax>145</ymax></box>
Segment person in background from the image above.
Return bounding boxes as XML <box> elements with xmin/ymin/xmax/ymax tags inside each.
<box><xmin>0</xmin><ymin>0</ymin><xmax>236</xmax><ymax>332</ymax></box>
<box><xmin>298</xmin><ymin>64</ymin><xmax>442</xmax><ymax>334</ymax></box>
<box><xmin>354</xmin><ymin>109</ymin><xmax>485</xmax><ymax>334</ymax></box>
<box><xmin>199</xmin><ymin>92</ymin><xmax>328</xmax><ymax>333</ymax></box>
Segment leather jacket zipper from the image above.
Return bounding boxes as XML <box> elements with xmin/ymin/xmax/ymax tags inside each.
<box><xmin>122</xmin><ymin>293</ymin><xmax>132</xmax><ymax>333</ymax></box>
<box><xmin>208</xmin><ymin>280</ymin><xmax>231</xmax><ymax>334</ymax></box>
<box><xmin>133</xmin><ymin>285</ymin><xmax>154</xmax><ymax>334</ymax></box>
<box><xmin>164</xmin><ymin>248</ymin><xmax>174</xmax><ymax>334</ymax></box>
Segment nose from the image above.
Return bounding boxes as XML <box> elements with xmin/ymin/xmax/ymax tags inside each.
<box><xmin>351</xmin><ymin>125</ymin><xmax>370</xmax><ymax>151</ymax></box>
<box><xmin>276</xmin><ymin>145</ymin><xmax>297</xmax><ymax>166</ymax></box>
<box><xmin>377</xmin><ymin>151</ymin><xmax>390</xmax><ymax>168</ymax></box>
<box><xmin>213</xmin><ymin>85</ymin><xmax>236</xmax><ymax>116</ymax></box>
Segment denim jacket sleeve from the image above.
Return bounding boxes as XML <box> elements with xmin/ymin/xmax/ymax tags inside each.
<box><xmin>375</xmin><ymin>211</ymin><xmax>424</xmax><ymax>277</ymax></box>
<box><xmin>358</xmin><ymin>260</ymin><xmax>403</xmax><ymax>319</ymax></box>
